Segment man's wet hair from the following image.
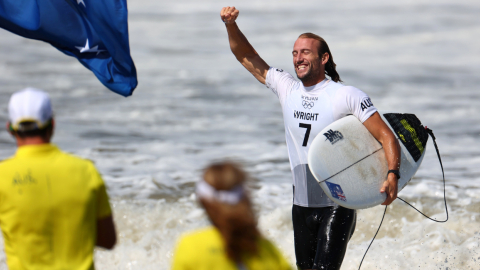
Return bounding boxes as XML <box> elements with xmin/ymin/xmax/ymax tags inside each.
<box><xmin>298</xmin><ymin>33</ymin><xmax>343</xmax><ymax>83</ymax></box>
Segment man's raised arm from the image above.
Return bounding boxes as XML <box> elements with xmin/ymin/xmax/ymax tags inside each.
<box><xmin>221</xmin><ymin>7</ymin><xmax>269</xmax><ymax>84</ymax></box>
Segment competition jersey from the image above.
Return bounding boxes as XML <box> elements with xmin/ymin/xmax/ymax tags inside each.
<box><xmin>0</xmin><ymin>144</ymin><xmax>112</xmax><ymax>270</ymax></box>
<box><xmin>266</xmin><ymin>67</ymin><xmax>377</xmax><ymax>207</ymax></box>
<box><xmin>171</xmin><ymin>226</ymin><xmax>292</xmax><ymax>270</ymax></box>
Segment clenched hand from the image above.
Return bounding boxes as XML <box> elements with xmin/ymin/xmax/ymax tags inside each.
<box><xmin>221</xmin><ymin>6</ymin><xmax>239</xmax><ymax>24</ymax></box>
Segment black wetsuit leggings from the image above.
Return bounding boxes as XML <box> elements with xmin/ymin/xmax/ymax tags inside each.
<box><xmin>292</xmin><ymin>204</ymin><xmax>356</xmax><ymax>270</ymax></box>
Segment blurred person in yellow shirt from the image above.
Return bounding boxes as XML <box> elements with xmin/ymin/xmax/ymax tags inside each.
<box><xmin>171</xmin><ymin>162</ymin><xmax>292</xmax><ymax>270</ymax></box>
<box><xmin>0</xmin><ymin>88</ymin><xmax>116</xmax><ymax>270</ymax></box>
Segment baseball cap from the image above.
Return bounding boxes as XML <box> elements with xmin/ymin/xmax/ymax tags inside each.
<box><xmin>8</xmin><ymin>88</ymin><xmax>53</xmax><ymax>132</ymax></box>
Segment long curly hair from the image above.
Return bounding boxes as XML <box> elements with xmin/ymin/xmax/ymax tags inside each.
<box><xmin>200</xmin><ymin>162</ymin><xmax>259</xmax><ymax>263</ymax></box>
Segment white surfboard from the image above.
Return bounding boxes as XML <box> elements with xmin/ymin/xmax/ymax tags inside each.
<box><xmin>307</xmin><ymin>112</ymin><xmax>429</xmax><ymax>209</ymax></box>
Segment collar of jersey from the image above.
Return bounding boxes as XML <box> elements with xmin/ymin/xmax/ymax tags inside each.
<box><xmin>15</xmin><ymin>143</ymin><xmax>59</xmax><ymax>157</ymax></box>
<box><xmin>302</xmin><ymin>78</ymin><xmax>330</xmax><ymax>93</ymax></box>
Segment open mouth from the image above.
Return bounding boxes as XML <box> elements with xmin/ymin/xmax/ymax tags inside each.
<box><xmin>296</xmin><ymin>63</ymin><xmax>308</xmax><ymax>71</ymax></box>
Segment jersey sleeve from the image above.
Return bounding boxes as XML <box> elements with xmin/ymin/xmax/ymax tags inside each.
<box><xmin>88</xmin><ymin>162</ymin><xmax>112</xmax><ymax>219</ymax></box>
<box><xmin>333</xmin><ymin>86</ymin><xmax>377</xmax><ymax>123</ymax></box>
<box><xmin>265</xmin><ymin>67</ymin><xmax>298</xmax><ymax>105</ymax></box>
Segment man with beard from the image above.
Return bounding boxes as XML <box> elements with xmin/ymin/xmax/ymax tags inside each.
<box><xmin>220</xmin><ymin>6</ymin><xmax>401</xmax><ymax>270</ymax></box>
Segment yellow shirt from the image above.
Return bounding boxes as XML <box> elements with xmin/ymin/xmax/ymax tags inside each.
<box><xmin>171</xmin><ymin>227</ymin><xmax>292</xmax><ymax>270</ymax></box>
<box><xmin>0</xmin><ymin>144</ymin><xmax>112</xmax><ymax>270</ymax></box>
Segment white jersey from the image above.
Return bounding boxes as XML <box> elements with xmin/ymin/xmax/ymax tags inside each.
<box><xmin>266</xmin><ymin>67</ymin><xmax>377</xmax><ymax>207</ymax></box>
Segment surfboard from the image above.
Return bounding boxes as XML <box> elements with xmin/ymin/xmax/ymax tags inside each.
<box><xmin>307</xmin><ymin>112</ymin><xmax>429</xmax><ymax>209</ymax></box>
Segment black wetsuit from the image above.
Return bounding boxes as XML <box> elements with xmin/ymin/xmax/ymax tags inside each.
<box><xmin>292</xmin><ymin>205</ymin><xmax>356</xmax><ymax>269</ymax></box>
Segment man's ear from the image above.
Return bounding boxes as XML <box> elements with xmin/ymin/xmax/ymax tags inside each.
<box><xmin>46</xmin><ymin>118</ymin><xmax>55</xmax><ymax>141</ymax></box>
<box><xmin>50</xmin><ymin>118</ymin><xmax>55</xmax><ymax>135</ymax></box>
<box><xmin>6</xmin><ymin>122</ymin><xmax>14</xmax><ymax>134</ymax></box>
<box><xmin>321</xmin><ymin>52</ymin><xmax>329</xmax><ymax>65</ymax></box>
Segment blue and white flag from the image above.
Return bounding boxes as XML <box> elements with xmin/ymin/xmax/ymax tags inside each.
<box><xmin>0</xmin><ymin>0</ymin><xmax>138</xmax><ymax>97</ymax></box>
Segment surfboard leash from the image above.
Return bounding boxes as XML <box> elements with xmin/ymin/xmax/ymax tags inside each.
<box><xmin>358</xmin><ymin>127</ymin><xmax>448</xmax><ymax>270</ymax></box>
<box><xmin>357</xmin><ymin>205</ymin><xmax>388</xmax><ymax>270</ymax></box>
<box><xmin>397</xmin><ymin>127</ymin><xmax>449</xmax><ymax>223</ymax></box>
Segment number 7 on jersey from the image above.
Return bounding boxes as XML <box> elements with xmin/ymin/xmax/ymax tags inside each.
<box><xmin>299</xmin><ymin>123</ymin><xmax>311</xmax><ymax>147</ymax></box>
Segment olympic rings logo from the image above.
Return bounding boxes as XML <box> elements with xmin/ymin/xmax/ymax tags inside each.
<box><xmin>302</xmin><ymin>100</ymin><xmax>315</xmax><ymax>109</ymax></box>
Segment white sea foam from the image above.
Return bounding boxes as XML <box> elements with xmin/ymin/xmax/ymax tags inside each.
<box><xmin>0</xmin><ymin>0</ymin><xmax>479</xmax><ymax>269</ymax></box>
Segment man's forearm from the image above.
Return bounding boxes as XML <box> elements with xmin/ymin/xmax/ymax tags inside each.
<box><xmin>365</xmin><ymin>113</ymin><xmax>401</xmax><ymax>205</ymax></box>
<box><xmin>363</xmin><ymin>112</ymin><xmax>401</xmax><ymax>173</ymax></box>
<box><xmin>384</xmin><ymin>136</ymin><xmax>401</xmax><ymax>171</ymax></box>
<box><xmin>225</xmin><ymin>22</ymin><xmax>259</xmax><ymax>62</ymax></box>
<box><xmin>96</xmin><ymin>215</ymin><xmax>116</xmax><ymax>249</ymax></box>
<box><xmin>221</xmin><ymin>6</ymin><xmax>269</xmax><ymax>84</ymax></box>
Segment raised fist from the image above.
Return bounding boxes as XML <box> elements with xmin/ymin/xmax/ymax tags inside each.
<box><xmin>220</xmin><ymin>6</ymin><xmax>239</xmax><ymax>24</ymax></box>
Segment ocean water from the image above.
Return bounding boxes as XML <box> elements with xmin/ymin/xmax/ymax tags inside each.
<box><xmin>0</xmin><ymin>0</ymin><xmax>479</xmax><ymax>269</ymax></box>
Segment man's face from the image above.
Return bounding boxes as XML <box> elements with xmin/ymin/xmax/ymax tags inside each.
<box><xmin>292</xmin><ymin>38</ymin><xmax>323</xmax><ymax>85</ymax></box>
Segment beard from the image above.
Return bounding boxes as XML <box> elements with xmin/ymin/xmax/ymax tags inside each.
<box><xmin>296</xmin><ymin>62</ymin><xmax>322</xmax><ymax>85</ymax></box>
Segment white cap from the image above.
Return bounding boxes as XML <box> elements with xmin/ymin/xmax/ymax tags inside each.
<box><xmin>8</xmin><ymin>88</ymin><xmax>53</xmax><ymax>131</ymax></box>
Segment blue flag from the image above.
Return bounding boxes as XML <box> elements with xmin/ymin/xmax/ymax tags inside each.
<box><xmin>0</xmin><ymin>0</ymin><xmax>138</xmax><ymax>97</ymax></box>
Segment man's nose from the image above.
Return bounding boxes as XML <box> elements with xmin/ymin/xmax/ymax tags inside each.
<box><xmin>294</xmin><ymin>53</ymin><xmax>303</xmax><ymax>64</ymax></box>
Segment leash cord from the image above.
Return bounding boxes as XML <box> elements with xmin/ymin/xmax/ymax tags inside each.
<box><xmin>358</xmin><ymin>128</ymin><xmax>448</xmax><ymax>270</ymax></box>
<box><xmin>357</xmin><ymin>205</ymin><xmax>387</xmax><ymax>270</ymax></box>
<box><xmin>397</xmin><ymin>128</ymin><xmax>449</xmax><ymax>223</ymax></box>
